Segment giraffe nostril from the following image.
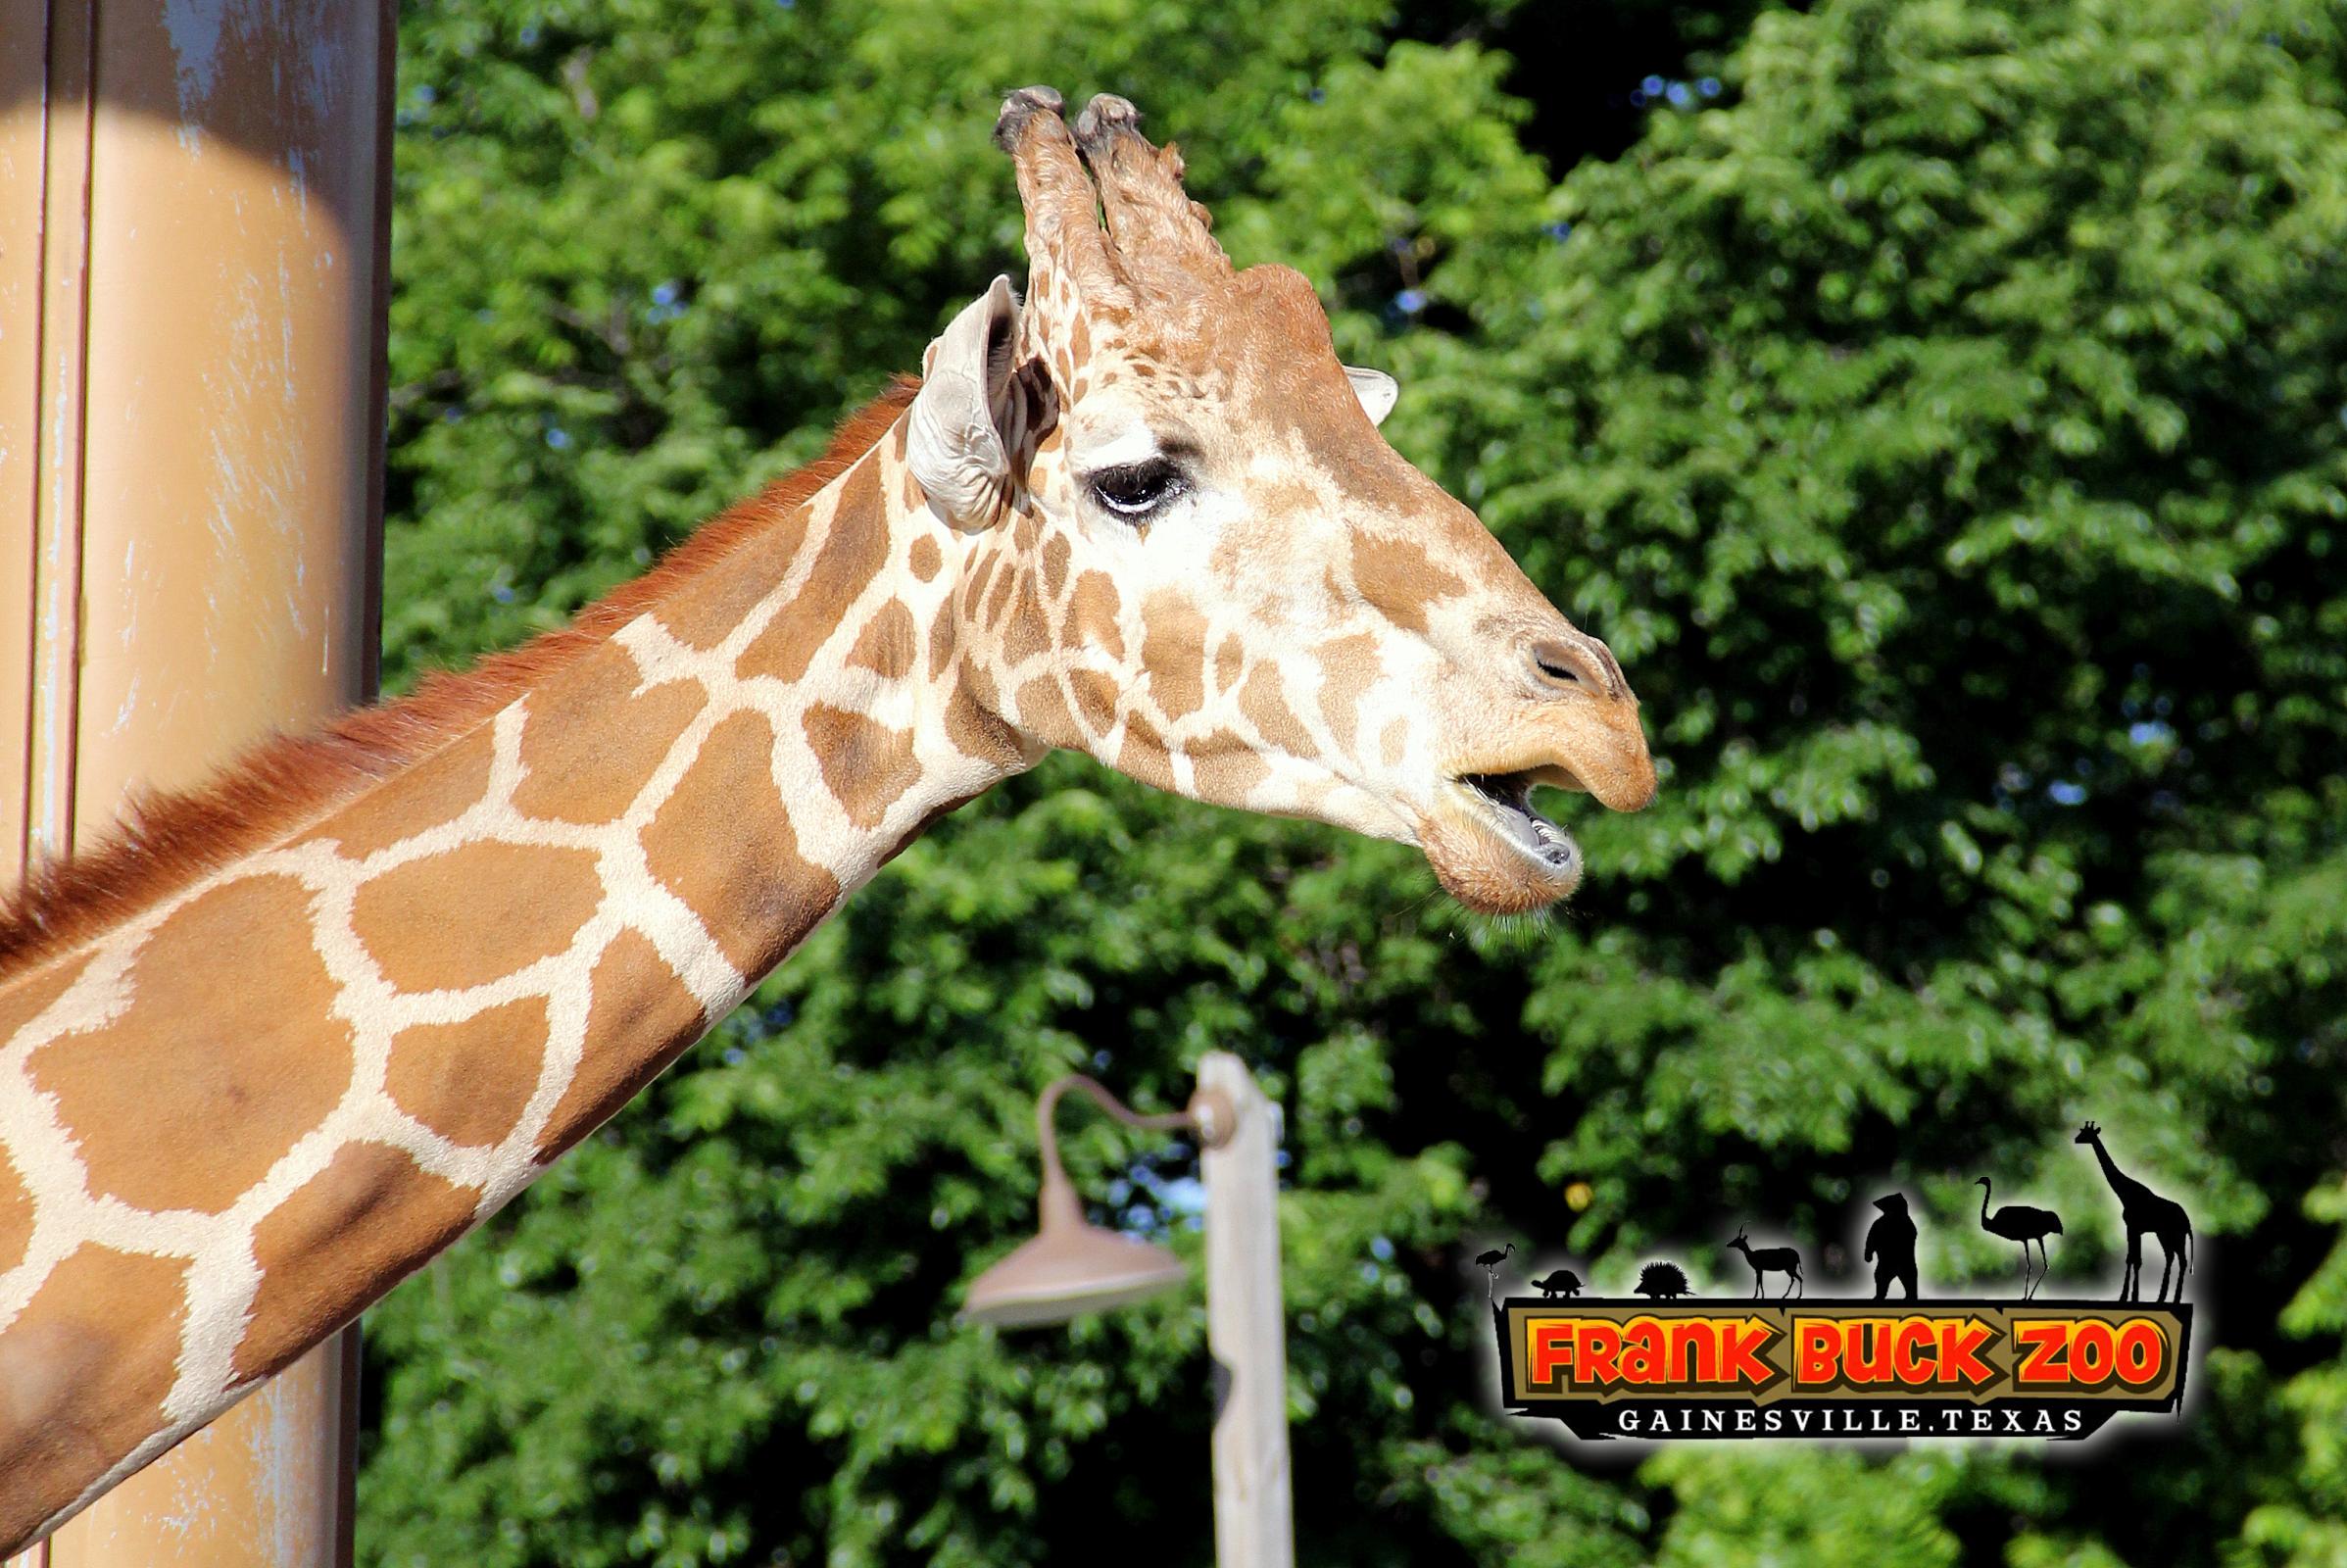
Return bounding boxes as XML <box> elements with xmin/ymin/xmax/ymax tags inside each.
<box><xmin>1526</xmin><ymin>633</ymin><xmax>1632</xmax><ymax>699</ymax></box>
<box><xmin>1530</xmin><ymin>636</ymin><xmax>1607</xmax><ymax>696</ymax></box>
<box><xmin>1534</xmin><ymin>648</ymin><xmax>1579</xmax><ymax>686</ymax></box>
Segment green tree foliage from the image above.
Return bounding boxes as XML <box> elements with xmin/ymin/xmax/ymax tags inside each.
<box><xmin>363</xmin><ymin>0</ymin><xmax>2347</xmax><ymax>1563</ymax></box>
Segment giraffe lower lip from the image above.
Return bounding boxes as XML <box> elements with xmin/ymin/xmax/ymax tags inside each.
<box><xmin>1454</xmin><ymin>772</ymin><xmax>1578</xmax><ymax>870</ymax></box>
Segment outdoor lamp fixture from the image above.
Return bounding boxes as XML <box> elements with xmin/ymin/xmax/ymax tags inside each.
<box><xmin>964</xmin><ymin>1052</ymin><xmax>1296</xmax><ymax>1568</ymax></box>
<box><xmin>960</xmin><ymin>1072</ymin><xmax>1234</xmax><ymax>1327</ymax></box>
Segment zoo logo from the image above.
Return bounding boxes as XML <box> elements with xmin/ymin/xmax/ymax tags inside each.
<box><xmin>1482</xmin><ymin>1122</ymin><xmax>2196</xmax><ymax>1442</ymax></box>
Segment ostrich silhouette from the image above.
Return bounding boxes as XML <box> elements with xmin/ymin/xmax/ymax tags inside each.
<box><xmin>1976</xmin><ymin>1176</ymin><xmax>2063</xmax><ymax>1299</ymax></box>
<box><xmin>1475</xmin><ymin>1243</ymin><xmax>1514</xmax><ymax>1300</ymax></box>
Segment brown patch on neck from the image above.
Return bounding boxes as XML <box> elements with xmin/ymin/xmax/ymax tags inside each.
<box><xmin>534</xmin><ymin>928</ymin><xmax>709</xmax><ymax>1162</ymax></box>
<box><xmin>802</xmin><ymin>704</ymin><xmax>922</xmax><ymax>828</ymax></box>
<box><xmin>0</xmin><ymin>1245</ymin><xmax>191</xmax><ymax>1538</ymax></box>
<box><xmin>352</xmin><ymin>843</ymin><xmax>604</xmax><ymax>994</ymax></box>
<box><xmin>0</xmin><ymin>381</ymin><xmax>918</xmax><ymax>982</ymax></box>
<box><xmin>384</xmin><ymin>997</ymin><xmax>549</xmax><ymax>1148</ymax></box>
<box><xmin>30</xmin><ymin>874</ymin><xmax>355</xmax><ymax>1214</ymax></box>
<box><xmin>734</xmin><ymin>453</ymin><xmax>893</xmax><ymax>683</ymax></box>
<box><xmin>0</xmin><ymin>1151</ymin><xmax>29</xmax><ymax>1276</ymax></box>
<box><xmin>642</xmin><ymin>710</ymin><xmax>842</xmax><ymax>979</ymax></box>
<box><xmin>233</xmin><ymin>1143</ymin><xmax>478</xmax><ymax>1382</ymax></box>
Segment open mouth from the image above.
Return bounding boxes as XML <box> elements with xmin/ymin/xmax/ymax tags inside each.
<box><xmin>1451</xmin><ymin>770</ymin><xmax>1580</xmax><ymax>876</ymax></box>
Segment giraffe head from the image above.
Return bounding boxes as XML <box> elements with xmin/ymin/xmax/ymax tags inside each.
<box><xmin>906</xmin><ymin>88</ymin><xmax>1656</xmax><ymax>914</ymax></box>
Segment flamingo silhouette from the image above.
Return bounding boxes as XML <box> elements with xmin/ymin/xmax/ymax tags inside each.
<box><xmin>1976</xmin><ymin>1177</ymin><xmax>2063</xmax><ymax>1299</ymax></box>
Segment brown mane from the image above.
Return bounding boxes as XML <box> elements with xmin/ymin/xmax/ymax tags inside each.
<box><xmin>0</xmin><ymin>378</ymin><xmax>920</xmax><ymax>979</ymax></box>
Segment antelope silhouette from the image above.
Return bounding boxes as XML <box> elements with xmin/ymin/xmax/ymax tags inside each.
<box><xmin>1725</xmin><ymin>1228</ymin><xmax>1804</xmax><ymax>1298</ymax></box>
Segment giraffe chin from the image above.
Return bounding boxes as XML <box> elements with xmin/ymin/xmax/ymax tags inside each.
<box><xmin>1421</xmin><ymin>778</ymin><xmax>1585</xmax><ymax>915</ymax></box>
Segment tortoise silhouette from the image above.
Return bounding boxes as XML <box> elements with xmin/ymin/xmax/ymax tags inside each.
<box><xmin>1532</xmin><ymin>1268</ymin><xmax>1583</xmax><ymax>1298</ymax></box>
<box><xmin>1634</xmin><ymin>1261</ymin><xmax>1693</xmax><ymax>1299</ymax></box>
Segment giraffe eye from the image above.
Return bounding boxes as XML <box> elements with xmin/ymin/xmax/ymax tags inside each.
<box><xmin>1088</xmin><ymin>458</ymin><xmax>1188</xmax><ymax>520</ymax></box>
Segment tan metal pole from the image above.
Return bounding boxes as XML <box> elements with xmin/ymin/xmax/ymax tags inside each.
<box><xmin>0</xmin><ymin>0</ymin><xmax>395</xmax><ymax>1561</ymax></box>
<box><xmin>1198</xmin><ymin>1053</ymin><xmax>1296</xmax><ymax>1568</ymax></box>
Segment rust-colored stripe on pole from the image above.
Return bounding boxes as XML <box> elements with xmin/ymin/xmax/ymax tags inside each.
<box><xmin>21</xmin><ymin>0</ymin><xmax>94</xmax><ymax>877</ymax></box>
<box><xmin>0</xmin><ymin>0</ymin><xmax>57</xmax><ymax>888</ymax></box>
<box><xmin>0</xmin><ymin>0</ymin><xmax>395</xmax><ymax>1562</ymax></box>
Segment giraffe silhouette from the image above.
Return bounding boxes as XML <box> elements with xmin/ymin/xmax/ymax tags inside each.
<box><xmin>2075</xmin><ymin>1121</ymin><xmax>2193</xmax><ymax>1302</ymax></box>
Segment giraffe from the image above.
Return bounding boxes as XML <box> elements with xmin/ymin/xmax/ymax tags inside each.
<box><xmin>2075</xmin><ymin>1121</ymin><xmax>2192</xmax><ymax>1302</ymax></box>
<box><xmin>0</xmin><ymin>87</ymin><xmax>1656</xmax><ymax>1554</ymax></box>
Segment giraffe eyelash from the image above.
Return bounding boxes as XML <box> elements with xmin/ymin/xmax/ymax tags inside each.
<box><xmin>1086</xmin><ymin>458</ymin><xmax>1189</xmax><ymax>521</ymax></box>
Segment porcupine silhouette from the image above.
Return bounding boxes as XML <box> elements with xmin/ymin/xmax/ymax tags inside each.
<box><xmin>1633</xmin><ymin>1260</ymin><xmax>1694</xmax><ymax>1299</ymax></box>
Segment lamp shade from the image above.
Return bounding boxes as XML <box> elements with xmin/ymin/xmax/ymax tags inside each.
<box><xmin>960</xmin><ymin>1215</ymin><xmax>1189</xmax><ymax>1328</ymax></box>
<box><xmin>961</xmin><ymin>1083</ymin><xmax>1193</xmax><ymax>1328</ymax></box>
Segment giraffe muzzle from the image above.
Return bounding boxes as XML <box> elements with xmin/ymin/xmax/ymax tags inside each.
<box><xmin>1415</xmin><ymin>633</ymin><xmax>1658</xmax><ymax>912</ymax></box>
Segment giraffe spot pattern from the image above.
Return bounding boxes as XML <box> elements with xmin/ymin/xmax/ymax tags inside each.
<box><xmin>0</xmin><ymin>950</ymin><xmax>92</xmax><ymax>1058</ymax></box>
<box><xmin>1347</xmin><ymin>528</ymin><xmax>1468</xmax><ymax>635</ymax></box>
<box><xmin>1002</xmin><ymin>573</ymin><xmax>1051</xmax><ymax>666</ymax></box>
<box><xmin>1240</xmin><ymin>662</ymin><xmax>1310</xmax><ymax>753</ymax></box>
<box><xmin>947</xmin><ymin>668</ymin><xmax>1026</xmax><ymax>767</ymax></box>
<box><xmin>846</xmin><ymin>600</ymin><xmax>918</xmax><ymax>681</ymax></box>
<box><xmin>536</xmin><ymin>928</ymin><xmax>712</xmax><ymax>1163</ymax></box>
<box><xmin>907</xmin><ymin>535</ymin><xmax>942</xmax><ymax>583</ymax></box>
<box><xmin>1214</xmin><ymin>634</ymin><xmax>1246</xmax><ymax>695</ymax></box>
<box><xmin>233</xmin><ymin>1143</ymin><xmax>476</xmax><ymax>1381</ymax></box>
<box><xmin>736</xmin><ymin>456</ymin><xmax>889</xmax><ymax>683</ymax></box>
<box><xmin>1041</xmin><ymin>533</ymin><xmax>1070</xmax><ymax>598</ymax></box>
<box><xmin>514</xmin><ymin>645</ymin><xmax>706</xmax><ymax>825</ymax></box>
<box><xmin>1067</xmin><ymin>668</ymin><xmax>1120</xmax><ymax>736</ymax></box>
<box><xmin>31</xmin><ymin>876</ymin><xmax>351</xmax><ymax>1214</ymax></box>
<box><xmin>983</xmin><ymin>558</ymin><xmax>1018</xmax><ymax>628</ymax></box>
<box><xmin>1065</xmin><ymin>570</ymin><xmax>1123</xmax><ymax>659</ymax></box>
<box><xmin>803</xmin><ymin>704</ymin><xmax>922</xmax><ymax>828</ymax></box>
<box><xmin>962</xmin><ymin>551</ymin><xmax>999</xmax><ymax>624</ymax></box>
<box><xmin>643</xmin><ymin>711</ymin><xmax>840</xmax><ymax>979</ymax></box>
<box><xmin>0</xmin><ymin>1149</ymin><xmax>30</xmax><ymax>1277</ymax></box>
<box><xmin>660</xmin><ymin>505</ymin><xmax>811</xmax><ymax>650</ymax></box>
<box><xmin>0</xmin><ymin>1247</ymin><xmax>189</xmax><ymax>1512</ymax></box>
<box><xmin>1140</xmin><ymin>591</ymin><xmax>1209</xmax><ymax>720</ymax></box>
<box><xmin>352</xmin><ymin>844</ymin><xmax>604</xmax><ymax>995</ymax></box>
<box><xmin>1382</xmin><ymin>715</ymin><xmax>1410</xmax><ymax>768</ymax></box>
<box><xmin>384</xmin><ymin>997</ymin><xmax>550</xmax><ymax>1147</ymax></box>
<box><xmin>927</xmin><ymin>593</ymin><xmax>958</xmax><ymax>680</ymax></box>
<box><xmin>1117</xmin><ymin>711</ymin><xmax>1177</xmax><ymax>793</ymax></box>
<box><xmin>1188</xmin><ymin>730</ymin><xmax>1271</xmax><ymax>803</ymax></box>
<box><xmin>299</xmin><ymin>725</ymin><xmax>494</xmax><ymax>858</ymax></box>
<box><xmin>1313</xmin><ymin>632</ymin><xmax>1383</xmax><ymax>753</ymax></box>
<box><xmin>1013</xmin><ymin>674</ymin><xmax>1078</xmax><ymax>748</ymax></box>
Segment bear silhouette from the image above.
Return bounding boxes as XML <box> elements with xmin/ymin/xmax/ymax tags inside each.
<box><xmin>1865</xmin><ymin>1193</ymin><xmax>1920</xmax><ymax>1300</ymax></box>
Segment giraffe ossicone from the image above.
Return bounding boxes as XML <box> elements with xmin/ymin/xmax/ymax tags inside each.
<box><xmin>0</xmin><ymin>86</ymin><xmax>1655</xmax><ymax>1553</ymax></box>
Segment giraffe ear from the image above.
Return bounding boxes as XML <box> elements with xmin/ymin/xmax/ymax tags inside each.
<box><xmin>909</xmin><ymin>275</ymin><xmax>1022</xmax><ymax>527</ymax></box>
<box><xmin>1345</xmin><ymin>366</ymin><xmax>1398</xmax><ymax>427</ymax></box>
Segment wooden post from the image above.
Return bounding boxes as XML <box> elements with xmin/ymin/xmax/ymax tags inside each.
<box><xmin>1198</xmin><ymin>1053</ymin><xmax>1296</xmax><ymax>1568</ymax></box>
<box><xmin>0</xmin><ymin>0</ymin><xmax>395</xmax><ymax>1561</ymax></box>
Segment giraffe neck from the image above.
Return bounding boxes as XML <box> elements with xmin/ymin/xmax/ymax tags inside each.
<box><xmin>0</xmin><ymin>403</ymin><xmax>1029</xmax><ymax>1552</ymax></box>
<box><xmin>2088</xmin><ymin>1139</ymin><xmax>2146</xmax><ymax>1205</ymax></box>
